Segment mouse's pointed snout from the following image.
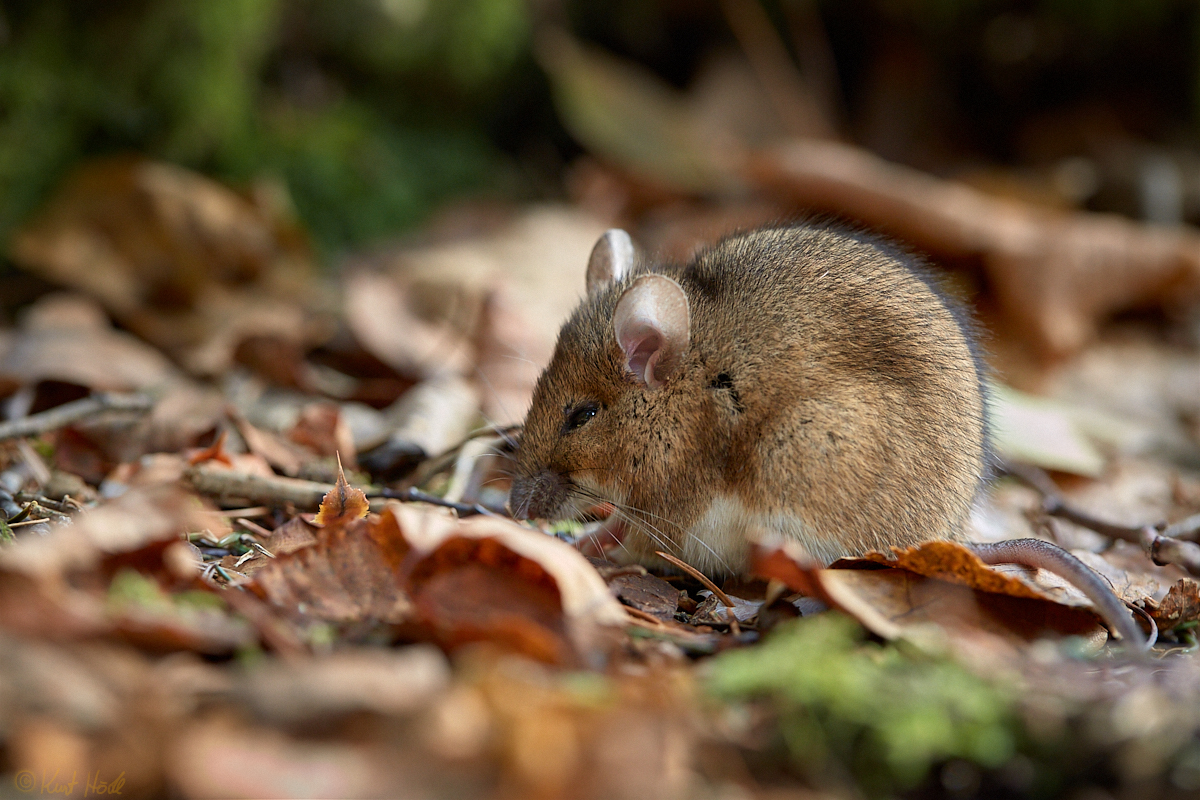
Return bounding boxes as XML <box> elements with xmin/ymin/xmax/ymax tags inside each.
<box><xmin>508</xmin><ymin>469</ymin><xmax>568</xmax><ymax>521</ymax></box>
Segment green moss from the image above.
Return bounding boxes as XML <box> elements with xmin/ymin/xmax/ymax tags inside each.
<box><xmin>107</xmin><ymin>567</ymin><xmax>226</xmax><ymax>615</ymax></box>
<box><xmin>0</xmin><ymin>0</ymin><xmax>529</xmax><ymax>254</ymax></box>
<box><xmin>707</xmin><ymin>613</ymin><xmax>1017</xmax><ymax>793</ymax></box>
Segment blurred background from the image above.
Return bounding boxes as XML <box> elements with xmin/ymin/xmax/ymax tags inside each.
<box><xmin>2</xmin><ymin>0</ymin><xmax>1199</xmax><ymax>257</ymax></box>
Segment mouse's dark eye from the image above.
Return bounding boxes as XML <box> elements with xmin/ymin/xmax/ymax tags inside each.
<box><xmin>563</xmin><ymin>402</ymin><xmax>600</xmax><ymax>434</ymax></box>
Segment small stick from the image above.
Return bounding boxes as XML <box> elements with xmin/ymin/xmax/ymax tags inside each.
<box><xmin>186</xmin><ymin>465</ymin><xmax>336</xmax><ymax>510</ymax></box>
<box><xmin>1043</xmin><ymin>498</ymin><xmax>1146</xmax><ymax>544</ymax></box>
<box><xmin>0</xmin><ymin>393</ymin><xmax>154</xmax><ymax>441</ymax></box>
<box><xmin>1005</xmin><ymin>463</ymin><xmax>1150</xmax><ymax>543</ymax></box>
<box><xmin>7</xmin><ymin>518</ymin><xmax>50</xmax><ymax>528</ymax></box>
<box><xmin>1164</xmin><ymin>513</ymin><xmax>1200</xmax><ymax>542</ymax></box>
<box><xmin>623</xmin><ymin>605</ymin><xmax>668</xmax><ymax>626</ymax></box>
<box><xmin>1009</xmin><ymin>463</ymin><xmax>1200</xmax><ymax>580</ymax></box>
<box><xmin>655</xmin><ymin>550</ymin><xmax>735</xmax><ymax>608</ymax></box>
<box><xmin>214</xmin><ymin>506</ymin><xmax>272</xmax><ymax>518</ymax></box>
<box><xmin>1141</xmin><ymin>527</ymin><xmax>1200</xmax><ymax>578</ymax></box>
<box><xmin>370</xmin><ymin>486</ymin><xmax>496</xmax><ymax>517</ymax></box>
<box><xmin>235</xmin><ymin>518</ymin><xmax>274</xmax><ymax>539</ymax></box>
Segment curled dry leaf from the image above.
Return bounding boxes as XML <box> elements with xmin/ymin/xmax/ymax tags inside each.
<box><xmin>0</xmin><ymin>294</ymin><xmax>179</xmax><ymax>393</ymax></box>
<box><xmin>400</xmin><ymin>505</ymin><xmax>628</xmax><ymax>665</ymax></box>
<box><xmin>752</xmin><ymin>541</ymin><xmax>1107</xmax><ymax>663</ymax></box>
<box><xmin>846</xmin><ymin>540</ymin><xmax>1085</xmax><ymax>606</ymax></box>
<box><xmin>1141</xmin><ymin>578</ymin><xmax>1200</xmax><ymax>629</ymax></box>
<box><xmin>252</xmin><ymin>503</ymin><xmax>627</xmax><ymax>664</ymax></box>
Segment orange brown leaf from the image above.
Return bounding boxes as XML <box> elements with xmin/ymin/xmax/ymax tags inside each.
<box><xmin>251</xmin><ymin>510</ymin><xmax>412</xmax><ymax>624</ymax></box>
<box><xmin>313</xmin><ymin>459</ymin><xmax>369</xmax><ymax>528</ymax></box>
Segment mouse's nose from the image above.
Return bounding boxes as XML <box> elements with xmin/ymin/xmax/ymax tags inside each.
<box><xmin>508</xmin><ymin>469</ymin><xmax>567</xmax><ymax>520</ymax></box>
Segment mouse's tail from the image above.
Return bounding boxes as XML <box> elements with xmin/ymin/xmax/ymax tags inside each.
<box><xmin>970</xmin><ymin>538</ymin><xmax>1152</xmax><ymax>651</ymax></box>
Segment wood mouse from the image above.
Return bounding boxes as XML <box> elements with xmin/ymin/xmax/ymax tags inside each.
<box><xmin>509</xmin><ymin>225</ymin><xmax>1147</xmax><ymax>648</ymax></box>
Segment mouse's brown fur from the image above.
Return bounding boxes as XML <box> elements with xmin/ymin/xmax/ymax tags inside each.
<box><xmin>510</xmin><ymin>225</ymin><xmax>988</xmax><ymax>575</ymax></box>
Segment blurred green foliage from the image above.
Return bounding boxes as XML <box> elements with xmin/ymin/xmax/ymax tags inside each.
<box><xmin>708</xmin><ymin>614</ymin><xmax>1016</xmax><ymax>794</ymax></box>
<box><xmin>0</xmin><ymin>0</ymin><xmax>530</xmax><ymax>255</ymax></box>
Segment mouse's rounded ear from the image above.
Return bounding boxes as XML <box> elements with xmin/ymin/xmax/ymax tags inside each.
<box><xmin>586</xmin><ymin>229</ymin><xmax>635</xmax><ymax>295</ymax></box>
<box><xmin>612</xmin><ymin>275</ymin><xmax>690</xmax><ymax>389</ymax></box>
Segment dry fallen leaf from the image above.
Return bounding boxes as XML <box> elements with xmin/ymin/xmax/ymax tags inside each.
<box><xmin>9</xmin><ymin>157</ymin><xmax>323</xmax><ymax>376</ymax></box>
<box><xmin>360</xmin><ymin>205</ymin><xmax>611</xmax><ymax>424</ymax></box>
<box><xmin>233</xmin><ymin>414</ymin><xmax>311</xmax><ymax>477</ymax></box>
<box><xmin>252</xmin><ymin>503</ymin><xmax>627</xmax><ymax>664</ymax></box>
<box><xmin>265</xmin><ymin>517</ymin><xmax>320</xmax><ymax>556</ymax></box>
<box><xmin>236</xmin><ymin>645</ymin><xmax>450</xmax><ymax>723</ymax></box>
<box><xmin>169</xmin><ymin>713</ymin><xmax>402</xmax><ymax>799</ymax></box>
<box><xmin>288</xmin><ymin>402</ymin><xmax>357</xmax><ymax>468</ymax></box>
<box><xmin>1141</xmin><ymin>579</ymin><xmax>1200</xmax><ymax>629</ymax></box>
<box><xmin>605</xmin><ymin>568</ymin><xmax>680</xmax><ymax>622</ymax></box>
<box><xmin>846</xmin><ymin>540</ymin><xmax>1088</xmax><ymax>606</ymax></box>
<box><xmin>0</xmin><ymin>486</ymin><xmax>225</xmax><ymax>582</ymax></box>
<box><xmin>251</xmin><ymin>508</ymin><xmax>412</xmax><ymax>624</ymax></box>
<box><xmin>0</xmin><ymin>293</ymin><xmax>179</xmax><ymax>393</ymax></box>
<box><xmin>752</xmin><ymin>541</ymin><xmax>1108</xmax><ymax>669</ymax></box>
<box><xmin>313</xmin><ymin>459</ymin><xmax>370</xmax><ymax>528</ymax></box>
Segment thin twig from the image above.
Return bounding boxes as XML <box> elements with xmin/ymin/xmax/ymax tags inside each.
<box><xmin>1164</xmin><ymin>513</ymin><xmax>1200</xmax><ymax>541</ymax></box>
<box><xmin>1008</xmin><ymin>463</ymin><xmax>1200</xmax><ymax>579</ymax></box>
<box><xmin>623</xmin><ymin>605</ymin><xmax>668</xmax><ymax>626</ymax></box>
<box><xmin>186</xmin><ymin>465</ymin><xmax>339</xmax><ymax>511</ymax></box>
<box><xmin>0</xmin><ymin>393</ymin><xmax>154</xmax><ymax>441</ymax></box>
<box><xmin>370</xmin><ymin>486</ymin><xmax>499</xmax><ymax>517</ymax></box>
<box><xmin>655</xmin><ymin>550</ymin><xmax>735</xmax><ymax>608</ymax></box>
<box><xmin>1127</xmin><ymin>601</ymin><xmax>1159</xmax><ymax>648</ymax></box>
<box><xmin>235</xmin><ymin>518</ymin><xmax>274</xmax><ymax>539</ymax></box>
<box><xmin>1141</xmin><ymin>527</ymin><xmax>1200</xmax><ymax>578</ymax></box>
<box><xmin>1006</xmin><ymin>463</ymin><xmax>1153</xmax><ymax>543</ymax></box>
<box><xmin>14</xmin><ymin>493</ymin><xmax>84</xmax><ymax>514</ymax></box>
<box><xmin>214</xmin><ymin>506</ymin><xmax>272</xmax><ymax>518</ymax></box>
<box><xmin>7</xmin><ymin>518</ymin><xmax>50</xmax><ymax>528</ymax></box>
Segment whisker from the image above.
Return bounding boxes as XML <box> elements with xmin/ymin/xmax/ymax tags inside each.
<box><xmin>573</xmin><ymin>485</ymin><xmax>734</xmax><ymax>574</ymax></box>
<box><xmin>499</xmin><ymin>354</ymin><xmax>540</xmax><ymax>368</ymax></box>
<box><xmin>572</xmin><ymin>487</ymin><xmax>676</xmax><ymax>555</ymax></box>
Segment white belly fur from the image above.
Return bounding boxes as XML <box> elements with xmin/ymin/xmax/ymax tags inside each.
<box><xmin>681</xmin><ymin>495</ymin><xmax>847</xmax><ymax>574</ymax></box>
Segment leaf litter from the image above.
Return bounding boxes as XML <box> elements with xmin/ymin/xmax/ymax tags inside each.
<box><xmin>2</xmin><ymin>61</ymin><xmax>1200</xmax><ymax>799</ymax></box>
